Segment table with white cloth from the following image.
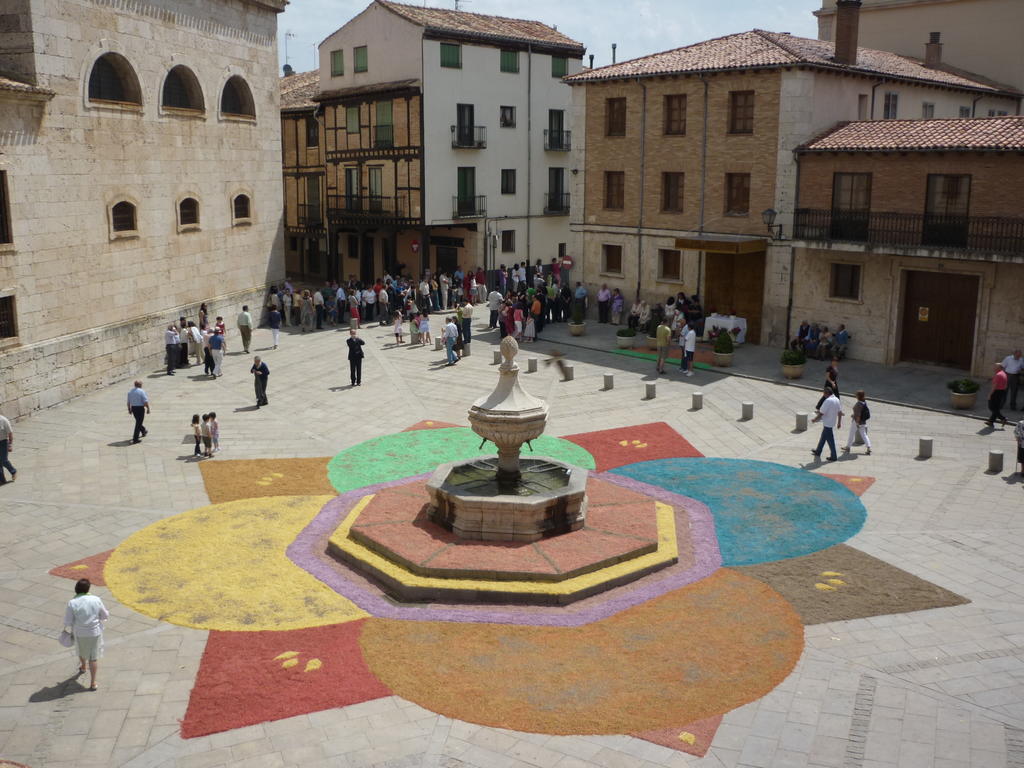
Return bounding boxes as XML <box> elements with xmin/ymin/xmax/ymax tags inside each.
<box><xmin>703</xmin><ymin>314</ymin><xmax>747</xmax><ymax>344</ymax></box>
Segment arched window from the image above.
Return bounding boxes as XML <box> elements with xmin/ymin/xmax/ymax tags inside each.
<box><xmin>233</xmin><ymin>194</ymin><xmax>251</xmax><ymax>220</ymax></box>
<box><xmin>221</xmin><ymin>76</ymin><xmax>255</xmax><ymax>118</ymax></box>
<box><xmin>88</xmin><ymin>53</ymin><xmax>142</xmax><ymax>104</ymax></box>
<box><xmin>162</xmin><ymin>65</ymin><xmax>204</xmax><ymax>111</ymax></box>
<box><xmin>111</xmin><ymin>201</ymin><xmax>137</xmax><ymax>232</ymax></box>
<box><xmin>179</xmin><ymin>197</ymin><xmax>199</xmax><ymax>226</ymax></box>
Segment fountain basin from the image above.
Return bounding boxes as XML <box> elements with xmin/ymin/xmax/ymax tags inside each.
<box><xmin>427</xmin><ymin>457</ymin><xmax>588</xmax><ymax>541</ymax></box>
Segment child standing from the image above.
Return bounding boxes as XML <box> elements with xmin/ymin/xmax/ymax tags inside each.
<box><xmin>523</xmin><ymin>312</ymin><xmax>536</xmax><ymax>342</ymax></box>
<box><xmin>513</xmin><ymin>305</ymin><xmax>524</xmax><ymax>340</ymax></box>
<box><xmin>191</xmin><ymin>414</ymin><xmax>202</xmax><ymax>457</ymax></box>
<box><xmin>419</xmin><ymin>313</ymin><xmax>431</xmax><ymax>346</ymax></box>
<box><xmin>393</xmin><ymin>310</ymin><xmax>404</xmax><ymax>344</ymax></box>
<box><xmin>200</xmin><ymin>414</ymin><xmax>213</xmax><ymax>458</ymax></box>
<box><xmin>209</xmin><ymin>412</ymin><xmax>220</xmax><ymax>453</ymax></box>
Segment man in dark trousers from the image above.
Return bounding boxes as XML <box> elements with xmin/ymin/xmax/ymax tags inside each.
<box><xmin>347</xmin><ymin>328</ymin><xmax>365</xmax><ymax>386</ymax></box>
<box><xmin>126</xmin><ymin>381</ymin><xmax>150</xmax><ymax>444</ymax></box>
<box><xmin>250</xmin><ymin>356</ymin><xmax>269</xmax><ymax>407</ymax></box>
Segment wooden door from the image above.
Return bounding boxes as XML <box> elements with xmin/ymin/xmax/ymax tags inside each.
<box><xmin>900</xmin><ymin>270</ymin><xmax>978</xmax><ymax>368</ymax></box>
<box><xmin>702</xmin><ymin>251</ymin><xmax>766</xmax><ymax>343</ymax></box>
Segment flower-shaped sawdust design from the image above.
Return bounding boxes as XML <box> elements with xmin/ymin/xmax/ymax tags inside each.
<box><xmin>52</xmin><ymin>421</ymin><xmax>966</xmax><ymax>757</ymax></box>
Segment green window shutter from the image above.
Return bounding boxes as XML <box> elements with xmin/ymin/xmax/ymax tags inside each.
<box><xmin>500</xmin><ymin>50</ymin><xmax>519</xmax><ymax>73</ymax></box>
<box><xmin>330</xmin><ymin>49</ymin><xmax>344</xmax><ymax>77</ymax></box>
<box><xmin>346</xmin><ymin>106</ymin><xmax>359</xmax><ymax>134</ymax></box>
<box><xmin>551</xmin><ymin>56</ymin><xmax>567</xmax><ymax>78</ymax></box>
<box><xmin>376</xmin><ymin>100</ymin><xmax>392</xmax><ymax>126</ymax></box>
<box><xmin>440</xmin><ymin>43</ymin><xmax>462</xmax><ymax>69</ymax></box>
<box><xmin>354</xmin><ymin>46</ymin><xmax>368</xmax><ymax>73</ymax></box>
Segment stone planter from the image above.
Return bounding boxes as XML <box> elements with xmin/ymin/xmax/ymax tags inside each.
<box><xmin>568</xmin><ymin>322</ymin><xmax>586</xmax><ymax>337</ymax></box>
<box><xmin>950</xmin><ymin>391</ymin><xmax>977</xmax><ymax>410</ymax></box>
<box><xmin>645</xmin><ymin>336</ymin><xmax>658</xmax><ymax>350</ymax></box>
<box><xmin>781</xmin><ymin>363</ymin><xmax>804</xmax><ymax>380</ymax></box>
<box><xmin>713</xmin><ymin>352</ymin><xmax>733</xmax><ymax>367</ymax></box>
<box><xmin>615</xmin><ymin>335</ymin><xmax>635</xmax><ymax>349</ymax></box>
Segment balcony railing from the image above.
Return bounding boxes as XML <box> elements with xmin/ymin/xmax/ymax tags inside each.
<box><xmin>793</xmin><ymin>208</ymin><xmax>1024</xmax><ymax>256</ymax></box>
<box><xmin>544</xmin><ymin>129</ymin><xmax>571</xmax><ymax>151</ymax></box>
<box><xmin>327</xmin><ymin>194</ymin><xmax>409</xmax><ymax>219</ymax></box>
<box><xmin>544</xmin><ymin>192</ymin><xmax>570</xmax><ymax>215</ymax></box>
<box><xmin>296</xmin><ymin>203</ymin><xmax>323</xmax><ymax>227</ymax></box>
<box><xmin>452</xmin><ymin>195</ymin><xmax>486</xmax><ymax>218</ymax></box>
<box><xmin>451</xmin><ymin>124</ymin><xmax>486</xmax><ymax>149</ymax></box>
<box><xmin>374</xmin><ymin>124</ymin><xmax>394</xmax><ymax>149</ymax></box>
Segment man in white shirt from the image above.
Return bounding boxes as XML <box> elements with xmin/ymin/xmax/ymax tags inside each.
<box><xmin>164</xmin><ymin>325</ymin><xmax>179</xmax><ymax>376</ymax></box>
<box><xmin>1002</xmin><ymin>349</ymin><xmax>1022</xmax><ymax>410</ymax></box>
<box><xmin>679</xmin><ymin>323</ymin><xmax>697</xmax><ymax>376</ymax></box>
<box><xmin>443</xmin><ymin>317</ymin><xmax>459</xmax><ymax>365</ymax></box>
<box><xmin>486</xmin><ymin>289</ymin><xmax>503</xmax><ymax>329</ymax></box>
<box><xmin>810</xmin><ymin>386</ymin><xmax>843</xmax><ymax>462</ymax></box>
<box><xmin>362</xmin><ymin>287</ymin><xmax>376</xmax><ymax>323</ymax></box>
<box><xmin>236</xmin><ymin>305</ymin><xmax>253</xmax><ymax>354</ymax></box>
<box><xmin>461</xmin><ymin>300</ymin><xmax>474</xmax><ymax>345</ymax></box>
<box><xmin>313</xmin><ymin>290</ymin><xmax>325</xmax><ymax>330</ymax></box>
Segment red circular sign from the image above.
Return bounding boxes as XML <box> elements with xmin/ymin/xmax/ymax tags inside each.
<box><xmin>411</xmin><ymin>240</ymin><xmax>420</xmax><ymax>253</ymax></box>
<box><xmin>561</xmin><ymin>255</ymin><xmax>574</xmax><ymax>268</ymax></box>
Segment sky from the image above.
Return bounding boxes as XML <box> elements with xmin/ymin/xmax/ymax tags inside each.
<box><xmin>277</xmin><ymin>0</ymin><xmax>822</xmax><ymax>73</ymax></box>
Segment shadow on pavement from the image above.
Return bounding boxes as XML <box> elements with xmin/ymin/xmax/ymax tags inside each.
<box><xmin>29</xmin><ymin>674</ymin><xmax>88</xmax><ymax>702</ymax></box>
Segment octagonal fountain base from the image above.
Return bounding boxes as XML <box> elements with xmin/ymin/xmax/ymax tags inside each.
<box><xmin>426</xmin><ymin>457</ymin><xmax>588</xmax><ymax>542</ymax></box>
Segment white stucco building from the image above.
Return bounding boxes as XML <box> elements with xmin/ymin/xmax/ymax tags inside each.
<box><xmin>0</xmin><ymin>0</ymin><xmax>286</xmax><ymax>419</ymax></box>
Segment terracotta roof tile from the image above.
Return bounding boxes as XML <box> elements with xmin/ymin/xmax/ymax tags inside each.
<box><xmin>279</xmin><ymin>69</ymin><xmax>318</xmax><ymax>110</ymax></box>
<box><xmin>377</xmin><ymin>0</ymin><xmax>583</xmax><ymax>53</ymax></box>
<box><xmin>800</xmin><ymin>116</ymin><xmax>1024</xmax><ymax>152</ymax></box>
<box><xmin>0</xmin><ymin>74</ymin><xmax>54</xmax><ymax>98</ymax></box>
<box><xmin>315</xmin><ymin>78</ymin><xmax>420</xmax><ymax>102</ymax></box>
<box><xmin>565</xmin><ymin>29</ymin><xmax>1018</xmax><ymax>95</ymax></box>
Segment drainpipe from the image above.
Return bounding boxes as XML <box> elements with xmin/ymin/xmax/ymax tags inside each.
<box><xmin>635</xmin><ymin>77</ymin><xmax>647</xmax><ymax>302</ymax></box>
<box><xmin>869</xmin><ymin>80</ymin><xmax>883</xmax><ymax>119</ymax></box>
<box><xmin>697</xmin><ymin>74</ymin><xmax>709</xmax><ymax>297</ymax></box>
<box><xmin>785</xmin><ymin>149</ymin><xmax>801</xmax><ymax>347</ymax></box>
<box><xmin>526</xmin><ymin>43</ymin><xmax>533</xmax><ymax>269</ymax></box>
<box><xmin>971</xmin><ymin>93</ymin><xmax>983</xmax><ymax>117</ymax></box>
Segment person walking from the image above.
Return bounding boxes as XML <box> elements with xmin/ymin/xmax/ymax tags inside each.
<box><xmin>268</xmin><ymin>304</ymin><xmax>282</xmax><ymax>349</ymax></box>
<box><xmin>237</xmin><ymin>305</ymin><xmax>253</xmax><ymax>354</ymax></box>
<box><xmin>63</xmin><ymin>578</ymin><xmax>109</xmax><ymax>691</ymax></box>
<box><xmin>811</xmin><ymin>386</ymin><xmax>843</xmax><ymax>462</ymax></box>
<box><xmin>190</xmin><ymin>414</ymin><xmax>202</xmax><ymax>457</ymax></box>
<box><xmin>655</xmin><ymin>316</ymin><xmax>671</xmax><ymax>374</ymax></box>
<box><xmin>300</xmin><ymin>290</ymin><xmax>315</xmax><ymax>333</ymax></box>
<box><xmin>126</xmin><ymin>380</ymin><xmax>150</xmax><ymax>444</ymax></box>
<box><xmin>1015</xmin><ymin>417</ymin><xmax>1024</xmax><ymax>475</ymax></box>
<box><xmin>1002</xmin><ymin>349</ymin><xmax>1022</xmax><ymax>410</ymax></box>
<box><xmin>164</xmin><ymin>324</ymin><xmax>179</xmax><ymax>375</ymax></box>
<box><xmin>0</xmin><ymin>411</ymin><xmax>16</xmax><ymax>485</ymax></box>
<box><xmin>347</xmin><ymin>329</ymin><xmax>365</xmax><ymax>386</ymax></box>
<box><xmin>209</xmin><ymin>327</ymin><xmax>226</xmax><ymax>377</ymax></box>
<box><xmin>679</xmin><ymin>323</ymin><xmax>696</xmax><ymax>376</ymax></box>
<box><xmin>841</xmin><ymin>390</ymin><xmax>872</xmax><ymax>456</ymax></box>
<box><xmin>487</xmin><ymin>288</ymin><xmax>503</xmax><ymax>329</ymax></box>
<box><xmin>250</xmin><ymin>356</ymin><xmax>269</xmax><ymax>407</ymax></box>
<box><xmin>461</xmin><ymin>300</ymin><xmax>474</xmax><ymax>346</ymax></box>
<box><xmin>443</xmin><ymin>317</ymin><xmax>459</xmax><ymax>365</ymax></box>
<box><xmin>985</xmin><ymin>362</ymin><xmax>1009</xmax><ymax>427</ymax></box>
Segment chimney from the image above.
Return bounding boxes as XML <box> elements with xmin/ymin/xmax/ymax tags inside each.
<box><xmin>834</xmin><ymin>0</ymin><xmax>862</xmax><ymax>66</ymax></box>
<box><xmin>588</xmin><ymin>54</ymin><xmax>594</xmax><ymax>69</ymax></box>
<box><xmin>924</xmin><ymin>32</ymin><xmax>942</xmax><ymax>68</ymax></box>
<box><xmin>611</xmin><ymin>43</ymin><xmax>617</xmax><ymax>64</ymax></box>
<box><xmin>283</xmin><ymin>63</ymin><xmax>294</xmax><ymax>77</ymax></box>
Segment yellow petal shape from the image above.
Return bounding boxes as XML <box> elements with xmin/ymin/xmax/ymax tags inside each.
<box><xmin>827</xmin><ymin>579</ymin><xmax>845</xmax><ymax>586</ymax></box>
<box><xmin>281</xmin><ymin>658</ymin><xmax>298</xmax><ymax>669</ymax></box>
<box><xmin>275</xmin><ymin>651</ymin><xmax>299</xmax><ymax>660</ymax></box>
<box><xmin>815</xmin><ymin>583</ymin><xmax>836</xmax><ymax>591</ymax></box>
<box><xmin>271</xmin><ymin>473</ymin><xmax>284</xmax><ymax>478</ymax></box>
<box><xmin>619</xmin><ymin>440</ymin><xmax>629</xmax><ymax>446</ymax></box>
<box><xmin>304</xmin><ymin>658</ymin><xmax>323</xmax><ymax>672</ymax></box>
<box><xmin>678</xmin><ymin>731</ymin><xmax>696</xmax><ymax>745</ymax></box>
<box><xmin>631</xmin><ymin>440</ymin><xmax>641</xmax><ymax>445</ymax></box>
<box><xmin>70</xmin><ymin>564</ymin><xmax>88</xmax><ymax>570</ymax></box>
<box><xmin>256</xmin><ymin>481</ymin><xmax>272</xmax><ymax>486</ymax></box>
<box><xmin>820</xmin><ymin>571</ymin><xmax>843</xmax><ymax>577</ymax></box>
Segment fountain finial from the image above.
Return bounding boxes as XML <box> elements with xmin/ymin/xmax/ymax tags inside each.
<box><xmin>499</xmin><ymin>335</ymin><xmax>519</xmax><ymax>370</ymax></box>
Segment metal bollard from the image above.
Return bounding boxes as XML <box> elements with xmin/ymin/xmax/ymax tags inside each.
<box><xmin>603</xmin><ymin>373</ymin><xmax>614</xmax><ymax>390</ymax></box>
<box><xmin>741</xmin><ymin>401</ymin><xmax>754</xmax><ymax>421</ymax></box>
<box><xmin>692</xmin><ymin>392</ymin><xmax>703</xmax><ymax>410</ymax></box>
<box><xmin>989</xmin><ymin>450</ymin><xmax>1004</xmax><ymax>473</ymax></box>
<box><xmin>645</xmin><ymin>382</ymin><xmax>657</xmax><ymax>400</ymax></box>
<box><xmin>435</xmin><ymin>337</ymin><xmax>443</xmax><ymax>351</ymax></box>
<box><xmin>527</xmin><ymin>357</ymin><xmax>538</xmax><ymax>373</ymax></box>
<box><xmin>919</xmin><ymin>436</ymin><xmax>933</xmax><ymax>459</ymax></box>
<box><xmin>493</xmin><ymin>350</ymin><xmax>502</xmax><ymax>364</ymax></box>
<box><xmin>462</xmin><ymin>343</ymin><xmax>471</xmax><ymax>357</ymax></box>
<box><xmin>563</xmin><ymin>364</ymin><xmax>574</xmax><ymax>381</ymax></box>
<box><xmin>795</xmin><ymin>412</ymin><xmax>808</xmax><ymax>432</ymax></box>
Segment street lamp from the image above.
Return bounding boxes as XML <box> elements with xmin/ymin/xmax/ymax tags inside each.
<box><xmin>761</xmin><ymin>208</ymin><xmax>783</xmax><ymax>240</ymax></box>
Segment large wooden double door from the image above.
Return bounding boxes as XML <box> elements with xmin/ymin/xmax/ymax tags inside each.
<box><xmin>899</xmin><ymin>270</ymin><xmax>978</xmax><ymax>369</ymax></box>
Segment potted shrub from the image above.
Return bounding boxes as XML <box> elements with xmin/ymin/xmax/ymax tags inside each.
<box><xmin>616</xmin><ymin>327</ymin><xmax>636</xmax><ymax>349</ymax></box>
<box><xmin>781</xmin><ymin>348</ymin><xmax>806</xmax><ymax>379</ymax></box>
<box><xmin>712</xmin><ymin>329</ymin><xmax>734</xmax><ymax>367</ymax></box>
<box><xmin>568</xmin><ymin>300</ymin><xmax>586</xmax><ymax>336</ymax></box>
<box><xmin>947</xmin><ymin>378</ymin><xmax>980</xmax><ymax>409</ymax></box>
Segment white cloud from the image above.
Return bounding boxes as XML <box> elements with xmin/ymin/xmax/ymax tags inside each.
<box><xmin>276</xmin><ymin>0</ymin><xmax>821</xmax><ymax>73</ymax></box>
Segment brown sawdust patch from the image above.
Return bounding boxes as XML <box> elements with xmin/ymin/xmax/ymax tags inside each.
<box><xmin>735</xmin><ymin>543</ymin><xmax>969</xmax><ymax>625</ymax></box>
<box><xmin>358</xmin><ymin>569</ymin><xmax>803</xmax><ymax>735</ymax></box>
<box><xmin>198</xmin><ymin>457</ymin><xmax>334</xmax><ymax>504</ymax></box>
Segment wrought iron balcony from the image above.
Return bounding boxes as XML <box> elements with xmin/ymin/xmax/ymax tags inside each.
<box><xmin>544</xmin><ymin>129</ymin><xmax>571</xmax><ymax>151</ymax></box>
<box><xmin>374</xmin><ymin>124</ymin><xmax>394</xmax><ymax>149</ymax></box>
<box><xmin>327</xmin><ymin>194</ymin><xmax>409</xmax><ymax>219</ymax></box>
<box><xmin>296</xmin><ymin>203</ymin><xmax>323</xmax><ymax>227</ymax></box>
<box><xmin>793</xmin><ymin>208</ymin><xmax>1024</xmax><ymax>256</ymax></box>
<box><xmin>452</xmin><ymin>195</ymin><xmax>486</xmax><ymax>218</ymax></box>
<box><xmin>544</xmin><ymin>192</ymin><xmax>570</xmax><ymax>215</ymax></box>
<box><xmin>451</xmin><ymin>124</ymin><xmax>486</xmax><ymax>149</ymax></box>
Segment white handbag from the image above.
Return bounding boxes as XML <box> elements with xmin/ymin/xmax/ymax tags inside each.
<box><xmin>58</xmin><ymin>629</ymin><xmax>74</xmax><ymax>648</ymax></box>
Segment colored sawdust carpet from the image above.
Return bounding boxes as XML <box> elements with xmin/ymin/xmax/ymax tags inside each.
<box><xmin>48</xmin><ymin>549</ymin><xmax>111</xmax><ymax>586</ymax></box>
<box><xmin>736</xmin><ymin>543</ymin><xmax>970</xmax><ymax>625</ymax></box>
<box><xmin>612</xmin><ymin>458</ymin><xmax>867</xmax><ymax>566</ymax></box>
<box><xmin>611</xmin><ymin>347</ymin><xmax>714</xmax><ymax>368</ymax></box>
<box><xmin>402</xmin><ymin>419</ymin><xmax>461</xmax><ymax>431</ymax></box>
<box><xmin>198</xmin><ymin>457</ymin><xmax>334</xmax><ymax>504</ymax></box>
<box><xmin>104</xmin><ymin>495</ymin><xmax>366</xmax><ymax>631</ymax></box>
<box><xmin>327</xmin><ymin>426</ymin><xmax>595</xmax><ymax>494</ymax></box>
<box><xmin>822</xmin><ymin>473</ymin><xmax>877</xmax><ymax>496</ymax></box>
<box><xmin>358</xmin><ymin>569</ymin><xmax>803</xmax><ymax>735</ymax></box>
<box><xmin>564</xmin><ymin>422</ymin><xmax>702</xmax><ymax>471</ymax></box>
<box><xmin>634</xmin><ymin>715</ymin><xmax>723</xmax><ymax>758</ymax></box>
<box><xmin>181</xmin><ymin>621</ymin><xmax>390</xmax><ymax>738</ymax></box>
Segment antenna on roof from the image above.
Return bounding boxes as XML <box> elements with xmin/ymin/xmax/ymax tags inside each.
<box><xmin>284</xmin><ymin>29</ymin><xmax>296</xmax><ymax>68</ymax></box>
<box><xmin>454</xmin><ymin>0</ymin><xmax>470</xmax><ymax>9</ymax></box>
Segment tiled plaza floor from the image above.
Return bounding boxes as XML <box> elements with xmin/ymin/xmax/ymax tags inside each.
<box><xmin>1</xmin><ymin>316</ymin><xmax>1022</xmax><ymax>768</ymax></box>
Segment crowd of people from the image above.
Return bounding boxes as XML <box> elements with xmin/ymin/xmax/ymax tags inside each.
<box><xmin>790</xmin><ymin>321</ymin><xmax>851</xmax><ymax>360</ymax></box>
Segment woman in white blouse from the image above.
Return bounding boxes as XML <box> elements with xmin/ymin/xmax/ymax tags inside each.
<box><xmin>63</xmin><ymin>578</ymin><xmax>109</xmax><ymax>691</ymax></box>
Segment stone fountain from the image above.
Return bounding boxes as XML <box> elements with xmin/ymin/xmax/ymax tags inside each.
<box><xmin>425</xmin><ymin>336</ymin><xmax>588</xmax><ymax>541</ymax></box>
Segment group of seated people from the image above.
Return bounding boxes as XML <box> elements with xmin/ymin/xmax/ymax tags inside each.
<box><xmin>790</xmin><ymin>321</ymin><xmax>851</xmax><ymax>360</ymax></box>
<box><xmin>628</xmin><ymin>293</ymin><xmax>704</xmax><ymax>337</ymax></box>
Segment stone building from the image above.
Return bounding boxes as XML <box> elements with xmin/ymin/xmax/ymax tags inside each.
<box><xmin>564</xmin><ymin>6</ymin><xmax>1019</xmax><ymax>347</ymax></box>
<box><xmin>280</xmin><ymin>0</ymin><xmax>584</xmax><ymax>284</ymax></box>
<box><xmin>0</xmin><ymin>0</ymin><xmax>286</xmax><ymax>420</ymax></box>
<box><xmin>792</xmin><ymin>116</ymin><xmax>1024</xmax><ymax>374</ymax></box>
